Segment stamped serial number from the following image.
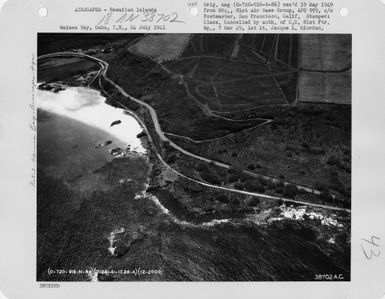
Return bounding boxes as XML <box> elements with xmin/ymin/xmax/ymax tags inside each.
<box><xmin>314</xmin><ymin>274</ymin><xmax>344</xmax><ymax>280</ymax></box>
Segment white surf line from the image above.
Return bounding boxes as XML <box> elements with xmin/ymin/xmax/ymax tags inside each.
<box><xmin>38</xmin><ymin>52</ymin><xmax>349</xmax><ymax>212</ymax></box>
<box><xmin>113</xmin><ymin>102</ymin><xmax>347</xmax><ymax>212</ymax></box>
<box><xmin>101</xmin><ymin>75</ymin><xmax>346</xmax><ymax>211</ymax></box>
<box><xmin>150</xmin><ymin>77</ymin><xmax>314</xmax><ymax>193</ymax></box>
<box><xmin>87</xmin><ymin>269</ymin><xmax>99</xmax><ymax>282</ymax></box>
<box><xmin>107</xmin><ymin>228</ymin><xmax>125</xmax><ymax>256</ymax></box>
<box><xmin>268</xmin><ymin>204</ymin><xmax>345</xmax><ymax>228</ymax></box>
<box><xmin>135</xmin><ymin>180</ymin><xmax>234</xmax><ymax>228</ymax></box>
<box><xmin>114</xmin><ymin>100</ymin><xmax>342</xmax><ymax>212</ymax></box>
<box><xmin>110</xmin><ymin>99</ymin><xmax>341</xmax><ymax>212</ymax></box>
<box><xmin>154</xmin><ymin>151</ymin><xmax>349</xmax><ymax>212</ymax></box>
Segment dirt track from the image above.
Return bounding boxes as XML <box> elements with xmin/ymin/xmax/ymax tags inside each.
<box><xmin>38</xmin><ymin>52</ymin><xmax>350</xmax><ymax>213</ymax></box>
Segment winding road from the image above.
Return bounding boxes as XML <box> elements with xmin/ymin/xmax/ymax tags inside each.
<box><xmin>38</xmin><ymin>52</ymin><xmax>350</xmax><ymax>212</ymax></box>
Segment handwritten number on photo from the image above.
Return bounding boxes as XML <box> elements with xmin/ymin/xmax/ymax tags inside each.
<box><xmin>361</xmin><ymin>236</ymin><xmax>380</xmax><ymax>260</ymax></box>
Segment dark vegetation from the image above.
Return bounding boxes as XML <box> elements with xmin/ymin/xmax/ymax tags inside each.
<box><xmin>282</xmin><ymin>184</ymin><xmax>298</xmax><ymax>198</ymax></box>
<box><xmin>244</xmin><ymin>180</ymin><xmax>266</xmax><ymax>193</ymax></box>
<box><xmin>200</xmin><ymin>169</ymin><xmax>222</xmax><ymax>185</ymax></box>
<box><xmin>150</xmin><ymin>162</ymin><xmax>350</xmax><ymax>281</ymax></box>
<box><xmin>37</xmin><ymin>170</ymin><xmax>165</xmax><ymax>281</ymax></box>
<box><xmin>169</xmin><ymin>103</ymin><xmax>351</xmax><ymax>204</ymax></box>
<box><xmin>37</xmin><ymin>33</ymin><xmax>351</xmax><ymax>281</ymax></box>
<box><xmin>161</xmin><ymin>138</ymin><xmax>349</xmax><ymax>209</ymax></box>
<box><xmin>105</xmin><ymin>51</ymin><xmax>265</xmax><ymax>140</ymax></box>
<box><xmin>38</xmin><ymin>33</ymin><xmax>143</xmax><ymax>55</ymax></box>
<box><xmin>100</xmin><ymin>34</ymin><xmax>350</xmax><ymax>209</ymax></box>
<box><xmin>37</xmin><ymin>58</ymin><xmax>99</xmax><ymax>83</ymax></box>
<box><xmin>248</xmin><ymin>197</ymin><xmax>261</xmax><ymax>207</ymax></box>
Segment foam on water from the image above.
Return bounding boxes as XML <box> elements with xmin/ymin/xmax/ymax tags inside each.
<box><xmin>37</xmin><ymin>86</ymin><xmax>145</xmax><ymax>153</ymax></box>
<box><xmin>201</xmin><ymin>219</ymin><xmax>230</xmax><ymax>227</ymax></box>
<box><xmin>86</xmin><ymin>268</ymin><xmax>99</xmax><ymax>282</ymax></box>
<box><xmin>268</xmin><ymin>205</ymin><xmax>343</xmax><ymax>227</ymax></box>
<box><xmin>135</xmin><ymin>181</ymin><xmax>232</xmax><ymax>229</ymax></box>
<box><xmin>107</xmin><ymin>227</ymin><xmax>125</xmax><ymax>256</ymax></box>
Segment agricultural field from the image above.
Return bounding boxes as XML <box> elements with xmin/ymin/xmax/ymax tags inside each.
<box><xmin>104</xmin><ymin>33</ymin><xmax>351</xmax><ymax>208</ymax></box>
<box><xmin>106</xmin><ymin>51</ymin><xmax>267</xmax><ymax>140</ymax></box>
<box><xmin>298</xmin><ymin>70</ymin><xmax>352</xmax><ymax>104</ymax></box>
<box><xmin>36</xmin><ymin>33</ymin><xmax>351</xmax><ymax>282</ymax></box>
<box><xmin>163</xmin><ymin>50</ymin><xmax>296</xmax><ymax>112</ymax></box>
<box><xmin>128</xmin><ymin>33</ymin><xmax>191</xmax><ymax>62</ymax></box>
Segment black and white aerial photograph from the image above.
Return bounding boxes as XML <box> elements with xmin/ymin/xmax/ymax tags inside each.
<box><xmin>36</xmin><ymin>33</ymin><xmax>351</xmax><ymax>281</ymax></box>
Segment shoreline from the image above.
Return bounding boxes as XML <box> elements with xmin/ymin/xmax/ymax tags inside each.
<box><xmin>37</xmin><ymin>53</ymin><xmax>351</xmax><ymax>214</ymax></box>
